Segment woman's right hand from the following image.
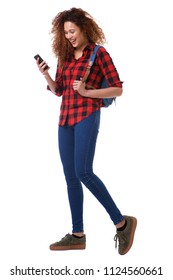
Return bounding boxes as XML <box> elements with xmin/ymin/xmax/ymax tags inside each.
<box><xmin>36</xmin><ymin>58</ymin><xmax>50</xmax><ymax>76</ymax></box>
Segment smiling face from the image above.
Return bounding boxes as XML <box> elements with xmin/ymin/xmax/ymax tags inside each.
<box><xmin>64</xmin><ymin>21</ymin><xmax>88</xmax><ymax>50</ymax></box>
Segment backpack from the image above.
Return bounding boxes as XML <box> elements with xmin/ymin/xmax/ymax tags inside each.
<box><xmin>82</xmin><ymin>45</ymin><xmax>115</xmax><ymax>107</ymax></box>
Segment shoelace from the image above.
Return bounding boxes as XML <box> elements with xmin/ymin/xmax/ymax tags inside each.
<box><xmin>114</xmin><ymin>234</ymin><xmax>118</xmax><ymax>248</ymax></box>
<box><xmin>114</xmin><ymin>232</ymin><xmax>126</xmax><ymax>248</ymax></box>
<box><xmin>61</xmin><ymin>233</ymin><xmax>69</xmax><ymax>241</ymax></box>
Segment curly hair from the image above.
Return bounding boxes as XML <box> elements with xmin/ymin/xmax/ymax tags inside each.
<box><xmin>50</xmin><ymin>7</ymin><xmax>106</xmax><ymax>67</ymax></box>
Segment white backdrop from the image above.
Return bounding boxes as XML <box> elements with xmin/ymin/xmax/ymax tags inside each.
<box><xmin>0</xmin><ymin>0</ymin><xmax>172</xmax><ymax>279</ymax></box>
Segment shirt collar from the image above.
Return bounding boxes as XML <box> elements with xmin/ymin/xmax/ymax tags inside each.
<box><xmin>68</xmin><ymin>43</ymin><xmax>96</xmax><ymax>60</ymax></box>
<box><xmin>83</xmin><ymin>43</ymin><xmax>96</xmax><ymax>53</ymax></box>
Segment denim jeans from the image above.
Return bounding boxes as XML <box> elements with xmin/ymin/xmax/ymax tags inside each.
<box><xmin>58</xmin><ymin>110</ymin><xmax>124</xmax><ymax>233</ymax></box>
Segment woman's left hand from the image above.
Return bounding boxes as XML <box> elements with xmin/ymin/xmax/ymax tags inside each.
<box><xmin>72</xmin><ymin>79</ymin><xmax>88</xmax><ymax>97</ymax></box>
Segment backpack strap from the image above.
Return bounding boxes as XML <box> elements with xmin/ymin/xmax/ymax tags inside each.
<box><xmin>81</xmin><ymin>45</ymin><xmax>101</xmax><ymax>83</ymax></box>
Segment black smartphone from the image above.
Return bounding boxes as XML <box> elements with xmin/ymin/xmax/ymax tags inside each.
<box><xmin>34</xmin><ymin>54</ymin><xmax>49</xmax><ymax>70</ymax></box>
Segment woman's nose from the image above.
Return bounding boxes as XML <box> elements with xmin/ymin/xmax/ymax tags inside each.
<box><xmin>66</xmin><ymin>33</ymin><xmax>72</xmax><ymax>40</ymax></box>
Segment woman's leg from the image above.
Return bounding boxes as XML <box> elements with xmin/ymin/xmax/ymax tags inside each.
<box><xmin>75</xmin><ymin>110</ymin><xmax>124</xmax><ymax>225</ymax></box>
<box><xmin>58</xmin><ymin>125</ymin><xmax>84</xmax><ymax>233</ymax></box>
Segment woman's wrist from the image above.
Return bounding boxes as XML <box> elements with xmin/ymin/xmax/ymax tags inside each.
<box><xmin>84</xmin><ymin>89</ymin><xmax>89</xmax><ymax>97</ymax></box>
<box><xmin>43</xmin><ymin>72</ymin><xmax>50</xmax><ymax>78</ymax></box>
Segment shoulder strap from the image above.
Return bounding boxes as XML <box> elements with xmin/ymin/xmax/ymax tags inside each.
<box><xmin>89</xmin><ymin>45</ymin><xmax>101</xmax><ymax>66</ymax></box>
<box><xmin>81</xmin><ymin>45</ymin><xmax>101</xmax><ymax>83</ymax></box>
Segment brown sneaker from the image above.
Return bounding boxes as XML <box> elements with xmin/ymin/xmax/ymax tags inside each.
<box><xmin>114</xmin><ymin>215</ymin><xmax>137</xmax><ymax>255</ymax></box>
<box><xmin>49</xmin><ymin>233</ymin><xmax>86</xmax><ymax>250</ymax></box>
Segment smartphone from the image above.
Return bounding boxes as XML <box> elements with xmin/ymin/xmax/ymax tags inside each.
<box><xmin>34</xmin><ymin>54</ymin><xmax>49</xmax><ymax>70</ymax></box>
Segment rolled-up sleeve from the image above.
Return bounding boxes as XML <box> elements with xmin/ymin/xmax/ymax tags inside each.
<box><xmin>96</xmin><ymin>47</ymin><xmax>123</xmax><ymax>88</ymax></box>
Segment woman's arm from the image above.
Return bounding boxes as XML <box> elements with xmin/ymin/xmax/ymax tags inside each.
<box><xmin>44</xmin><ymin>73</ymin><xmax>57</xmax><ymax>94</ymax></box>
<box><xmin>85</xmin><ymin>86</ymin><xmax>123</xmax><ymax>98</ymax></box>
<box><xmin>73</xmin><ymin>80</ymin><xmax>123</xmax><ymax>98</ymax></box>
<box><xmin>36</xmin><ymin>59</ymin><xmax>57</xmax><ymax>94</ymax></box>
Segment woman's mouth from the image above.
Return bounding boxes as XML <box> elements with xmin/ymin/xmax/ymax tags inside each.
<box><xmin>70</xmin><ymin>39</ymin><xmax>76</xmax><ymax>45</ymax></box>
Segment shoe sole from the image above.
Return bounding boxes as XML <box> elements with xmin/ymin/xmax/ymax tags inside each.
<box><xmin>120</xmin><ymin>216</ymin><xmax>137</xmax><ymax>255</ymax></box>
<box><xmin>49</xmin><ymin>244</ymin><xmax>86</xmax><ymax>251</ymax></box>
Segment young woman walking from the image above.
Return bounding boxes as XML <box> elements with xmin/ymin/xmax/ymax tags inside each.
<box><xmin>36</xmin><ymin>7</ymin><xmax>137</xmax><ymax>255</ymax></box>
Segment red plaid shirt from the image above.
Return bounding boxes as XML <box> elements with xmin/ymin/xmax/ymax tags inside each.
<box><xmin>49</xmin><ymin>43</ymin><xmax>123</xmax><ymax>126</ymax></box>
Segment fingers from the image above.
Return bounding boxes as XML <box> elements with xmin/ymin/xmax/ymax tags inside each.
<box><xmin>36</xmin><ymin>58</ymin><xmax>49</xmax><ymax>74</ymax></box>
<box><xmin>72</xmin><ymin>80</ymin><xmax>87</xmax><ymax>97</ymax></box>
<box><xmin>72</xmin><ymin>80</ymin><xmax>78</xmax><ymax>91</ymax></box>
<box><xmin>72</xmin><ymin>80</ymin><xmax>82</xmax><ymax>91</ymax></box>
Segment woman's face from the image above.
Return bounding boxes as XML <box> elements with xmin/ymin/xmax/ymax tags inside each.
<box><xmin>64</xmin><ymin>21</ymin><xmax>88</xmax><ymax>49</ymax></box>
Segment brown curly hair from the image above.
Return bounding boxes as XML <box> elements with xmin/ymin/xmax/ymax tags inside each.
<box><xmin>50</xmin><ymin>7</ymin><xmax>106</xmax><ymax>67</ymax></box>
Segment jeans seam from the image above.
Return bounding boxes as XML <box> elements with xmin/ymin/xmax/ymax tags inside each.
<box><xmin>84</xmin><ymin>112</ymin><xmax>99</xmax><ymax>173</ymax></box>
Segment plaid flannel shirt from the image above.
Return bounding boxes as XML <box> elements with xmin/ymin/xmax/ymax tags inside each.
<box><xmin>48</xmin><ymin>43</ymin><xmax>123</xmax><ymax>126</ymax></box>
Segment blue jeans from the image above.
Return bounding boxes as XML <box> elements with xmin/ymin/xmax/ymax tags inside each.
<box><xmin>58</xmin><ymin>110</ymin><xmax>124</xmax><ymax>233</ymax></box>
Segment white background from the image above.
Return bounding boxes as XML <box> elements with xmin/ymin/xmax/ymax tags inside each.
<box><xmin>0</xmin><ymin>0</ymin><xmax>172</xmax><ymax>279</ymax></box>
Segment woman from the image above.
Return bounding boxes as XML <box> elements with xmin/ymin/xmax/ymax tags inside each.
<box><xmin>36</xmin><ymin>7</ymin><xmax>137</xmax><ymax>255</ymax></box>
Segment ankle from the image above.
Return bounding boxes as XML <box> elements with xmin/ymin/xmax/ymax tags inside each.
<box><xmin>116</xmin><ymin>219</ymin><xmax>126</xmax><ymax>230</ymax></box>
<box><xmin>117</xmin><ymin>219</ymin><xmax>127</xmax><ymax>232</ymax></box>
<box><xmin>72</xmin><ymin>232</ymin><xmax>84</xmax><ymax>237</ymax></box>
